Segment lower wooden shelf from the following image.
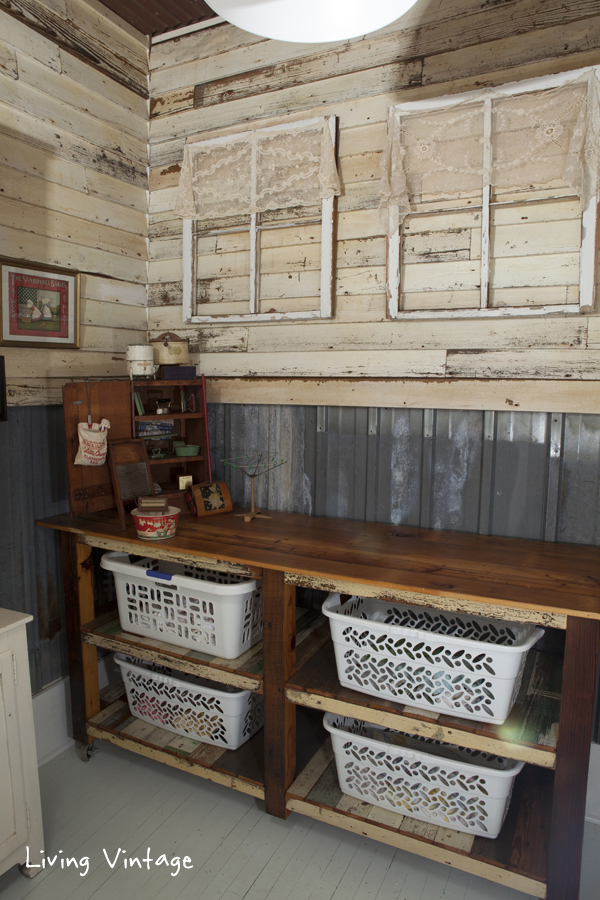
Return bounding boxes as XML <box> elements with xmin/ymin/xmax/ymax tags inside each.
<box><xmin>87</xmin><ymin>700</ymin><xmax>326</xmax><ymax>807</ymax></box>
<box><xmin>287</xmin><ymin>735</ymin><xmax>552</xmax><ymax>899</ymax></box>
<box><xmin>88</xmin><ymin>698</ymin><xmax>266</xmax><ymax>799</ymax></box>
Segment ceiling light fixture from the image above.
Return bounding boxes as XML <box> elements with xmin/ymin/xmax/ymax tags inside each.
<box><xmin>208</xmin><ymin>0</ymin><xmax>420</xmax><ymax>44</ymax></box>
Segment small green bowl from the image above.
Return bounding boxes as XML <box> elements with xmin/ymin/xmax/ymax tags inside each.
<box><xmin>175</xmin><ymin>444</ymin><xmax>200</xmax><ymax>457</ymax></box>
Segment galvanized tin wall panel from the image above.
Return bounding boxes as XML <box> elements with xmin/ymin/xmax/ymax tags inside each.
<box><xmin>209</xmin><ymin>403</ymin><xmax>600</xmax><ymax>548</ymax></box>
<box><xmin>0</xmin><ymin>406</ymin><xmax>69</xmax><ymax>693</ymax></box>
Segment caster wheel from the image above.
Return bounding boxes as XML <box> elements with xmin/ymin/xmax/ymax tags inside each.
<box><xmin>19</xmin><ymin>864</ymin><xmax>40</xmax><ymax>879</ymax></box>
<box><xmin>79</xmin><ymin>740</ymin><xmax>96</xmax><ymax>761</ymax></box>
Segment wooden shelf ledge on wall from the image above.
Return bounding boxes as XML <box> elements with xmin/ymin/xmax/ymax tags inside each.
<box><xmin>203</xmin><ymin>377</ymin><xmax>600</xmax><ymax>415</ymax></box>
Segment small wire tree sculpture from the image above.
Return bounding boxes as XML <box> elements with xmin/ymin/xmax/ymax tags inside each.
<box><xmin>221</xmin><ymin>451</ymin><xmax>287</xmax><ymax>523</ymax></box>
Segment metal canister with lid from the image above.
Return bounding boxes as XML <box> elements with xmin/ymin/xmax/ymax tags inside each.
<box><xmin>150</xmin><ymin>332</ymin><xmax>190</xmax><ymax>366</ymax></box>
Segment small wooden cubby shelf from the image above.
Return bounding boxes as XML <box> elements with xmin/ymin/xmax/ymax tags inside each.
<box><xmin>131</xmin><ymin>377</ymin><xmax>211</xmax><ymax>511</ymax></box>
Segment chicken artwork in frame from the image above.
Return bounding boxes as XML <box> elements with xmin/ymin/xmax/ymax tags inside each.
<box><xmin>0</xmin><ymin>257</ymin><xmax>80</xmax><ymax>349</ymax></box>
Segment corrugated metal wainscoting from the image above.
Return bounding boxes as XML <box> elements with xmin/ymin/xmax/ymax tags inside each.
<box><xmin>0</xmin><ymin>406</ymin><xmax>69</xmax><ymax>694</ymax></box>
<box><xmin>209</xmin><ymin>405</ymin><xmax>600</xmax><ymax>545</ymax></box>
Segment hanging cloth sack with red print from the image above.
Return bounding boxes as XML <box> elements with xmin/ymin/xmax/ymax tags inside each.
<box><xmin>74</xmin><ymin>418</ymin><xmax>111</xmax><ymax>466</ymax></box>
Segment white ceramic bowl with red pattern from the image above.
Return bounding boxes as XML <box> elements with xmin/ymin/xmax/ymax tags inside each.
<box><xmin>131</xmin><ymin>506</ymin><xmax>180</xmax><ymax>541</ymax></box>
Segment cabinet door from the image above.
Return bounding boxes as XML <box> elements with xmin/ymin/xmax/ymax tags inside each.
<box><xmin>0</xmin><ymin>650</ymin><xmax>27</xmax><ymax>858</ymax></box>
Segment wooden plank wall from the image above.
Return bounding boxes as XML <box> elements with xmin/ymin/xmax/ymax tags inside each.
<box><xmin>148</xmin><ymin>0</ymin><xmax>600</xmax><ymax>412</ymax></box>
<box><xmin>0</xmin><ymin>0</ymin><xmax>148</xmax><ymax>406</ymax></box>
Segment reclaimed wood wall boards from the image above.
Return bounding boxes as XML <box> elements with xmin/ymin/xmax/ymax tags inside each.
<box><xmin>1</xmin><ymin>0</ymin><xmax>148</xmax><ymax>406</ymax></box>
<box><xmin>148</xmin><ymin>0</ymin><xmax>600</xmax><ymax>412</ymax></box>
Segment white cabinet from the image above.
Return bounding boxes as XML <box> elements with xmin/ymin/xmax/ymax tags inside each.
<box><xmin>0</xmin><ymin>609</ymin><xmax>44</xmax><ymax>878</ymax></box>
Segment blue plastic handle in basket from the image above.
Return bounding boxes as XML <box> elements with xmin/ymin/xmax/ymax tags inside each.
<box><xmin>146</xmin><ymin>570</ymin><xmax>173</xmax><ymax>581</ymax></box>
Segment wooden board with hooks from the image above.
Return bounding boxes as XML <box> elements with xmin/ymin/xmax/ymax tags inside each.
<box><xmin>63</xmin><ymin>381</ymin><xmax>132</xmax><ymax>517</ymax></box>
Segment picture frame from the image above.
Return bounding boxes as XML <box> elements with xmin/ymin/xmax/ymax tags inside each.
<box><xmin>0</xmin><ymin>257</ymin><xmax>80</xmax><ymax>349</ymax></box>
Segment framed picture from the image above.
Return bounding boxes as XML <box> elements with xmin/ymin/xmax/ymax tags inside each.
<box><xmin>0</xmin><ymin>258</ymin><xmax>80</xmax><ymax>349</ymax></box>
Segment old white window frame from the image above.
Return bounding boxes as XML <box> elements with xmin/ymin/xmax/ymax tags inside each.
<box><xmin>182</xmin><ymin>115</ymin><xmax>337</xmax><ymax>324</ymax></box>
<box><xmin>386</xmin><ymin>67</ymin><xmax>600</xmax><ymax>320</ymax></box>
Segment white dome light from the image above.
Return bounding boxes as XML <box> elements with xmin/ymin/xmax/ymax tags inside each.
<box><xmin>209</xmin><ymin>0</ymin><xmax>420</xmax><ymax>44</ymax></box>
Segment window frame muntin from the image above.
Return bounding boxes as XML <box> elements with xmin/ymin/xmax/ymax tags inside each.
<box><xmin>182</xmin><ymin>115</ymin><xmax>337</xmax><ymax>324</ymax></box>
<box><xmin>385</xmin><ymin>66</ymin><xmax>600</xmax><ymax>320</ymax></box>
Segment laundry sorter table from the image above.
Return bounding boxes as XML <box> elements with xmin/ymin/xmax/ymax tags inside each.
<box><xmin>37</xmin><ymin>508</ymin><xmax>600</xmax><ymax>900</ymax></box>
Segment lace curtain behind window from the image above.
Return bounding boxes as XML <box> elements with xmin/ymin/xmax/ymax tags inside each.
<box><xmin>379</xmin><ymin>71</ymin><xmax>600</xmax><ymax>236</ymax></box>
<box><xmin>175</xmin><ymin>120</ymin><xmax>341</xmax><ymax>221</ymax></box>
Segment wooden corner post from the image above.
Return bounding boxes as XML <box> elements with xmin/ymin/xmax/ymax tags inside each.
<box><xmin>546</xmin><ymin>615</ymin><xmax>600</xmax><ymax>900</ymax></box>
<box><xmin>61</xmin><ymin>532</ymin><xmax>100</xmax><ymax>744</ymax></box>
<box><xmin>262</xmin><ymin>568</ymin><xmax>296</xmax><ymax>818</ymax></box>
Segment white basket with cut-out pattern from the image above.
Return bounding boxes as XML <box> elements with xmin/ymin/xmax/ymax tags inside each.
<box><xmin>324</xmin><ymin>714</ymin><xmax>523</xmax><ymax>838</ymax></box>
<box><xmin>323</xmin><ymin>594</ymin><xmax>543</xmax><ymax>724</ymax></box>
<box><xmin>114</xmin><ymin>654</ymin><xmax>264</xmax><ymax>749</ymax></box>
<box><xmin>101</xmin><ymin>551</ymin><xmax>262</xmax><ymax>659</ymax></box>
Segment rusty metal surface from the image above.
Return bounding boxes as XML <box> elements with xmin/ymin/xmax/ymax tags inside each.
<box><xmin>209</xmin><ymin>405</ymin><xmax>600</xmax><ymax>545</ymax></box>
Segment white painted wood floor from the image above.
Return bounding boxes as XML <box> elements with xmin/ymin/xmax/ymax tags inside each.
<box><xmin>1</xmin><ymin>742</ymin><xmax>598</xmax><ymax>900</ymax></box>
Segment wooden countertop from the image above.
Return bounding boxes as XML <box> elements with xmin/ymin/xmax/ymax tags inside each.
<box><xmin>37</xmin><ymin>508</ymin><xmax>600</xmax><ymax>620</ymax></box>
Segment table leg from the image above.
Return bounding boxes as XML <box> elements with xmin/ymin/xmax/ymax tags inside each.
<box><xmin>61</xmin><ymin>533</ymin><xmax>100</xmax><ymax>745</ymax></box>
<box><xmin>262</xmin><ymin>568</ymin><xmax>296</xmax><ymax>819</ymax></box>
<box><xmin>546</xmin><ymin>615</ymin><xmax>600</xmax><ymax>900</ymax></box>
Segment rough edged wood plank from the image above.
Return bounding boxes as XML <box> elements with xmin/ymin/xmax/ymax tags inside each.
<box><xmin>88</xmin><ymin>698</ymin><xmax>127</xmax><ymax>725</ymax></box>
<box><xmin>61</xmin><ymin>532</ymin><xmax>100</xmax><ymax>743</ymax></box>
<box><xmin>306</xmin><ymin>758</ymin><xmax>344</xmax><ymax>808</ymax></box>
<box><xmin>0</xmin><ymin>0</ymin><xmax>147</xmax><ymax>96</ymax></box>
<box><xmin>80</xmin><ymin>534</ymin><xmax>259</xmax><ymax>576</ymax></box>
<box><xmin>263</xmin><ymin>569</ymin><xmax>296</xmax><ymax>818</ymax></box>
<box><xmin>285</xmin><ymin>573</ymin><xmax>567</xmax><ymax>628</ymax></box>
<box><xmin>81</xmin><ymin>628</ymin><xmax>263</xmax><ymax>692</ymax></box>
<box><xmin>546</xmin><ymin>617</ymin><xmax>600</xmax><ymax>900</ymax></box>
<box><xmin>205</xmin><ymin>377</ymin><xmax>600</xmax><ymax>417</ymax></box>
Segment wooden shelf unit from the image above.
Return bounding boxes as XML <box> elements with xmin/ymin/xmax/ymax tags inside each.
<box><xmin>37</xmin><ymin>508</ymin><xmax>600</xmax><ymax>900</ymax></box>
<box><xmin>131</xmin><ymin>377</ymin><xmax>211</xmax><ymax>510</ymax></box>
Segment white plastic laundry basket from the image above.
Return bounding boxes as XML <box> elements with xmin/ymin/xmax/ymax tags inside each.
<box><xmin>114</xmin><ymin>654</ymin><xmax>264</xmax><ymax>749</ymax></box>
<box><xmin>101</xmin><ymin>551</ymin><xmax>262</xmax><ymax>659</ymax></box>
<box><xmin>323</xmin><ymin>594</ymin><xmax>543</xmax><ymax>724</ymax></box>
<box><xmin>324</xmin><ymin>714</ymin><xmax>524</xmax><ymax>838</ymax></box>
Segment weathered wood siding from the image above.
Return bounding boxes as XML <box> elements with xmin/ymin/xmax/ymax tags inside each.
<box><xmin>1</xmin><ymin>0</ymin><xmax>148</xmax><ymax>405</ymax></box>
<box><xmin>148</xmin><ymin>0</ymin><xmax>600</xmax><ymax>412</ymax></box>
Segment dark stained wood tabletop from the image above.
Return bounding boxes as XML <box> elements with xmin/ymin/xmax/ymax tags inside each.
<box><xmin>38</xmin><ymin>507</ymin><xmax>600</xmax><ymax>619</ymax></box>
